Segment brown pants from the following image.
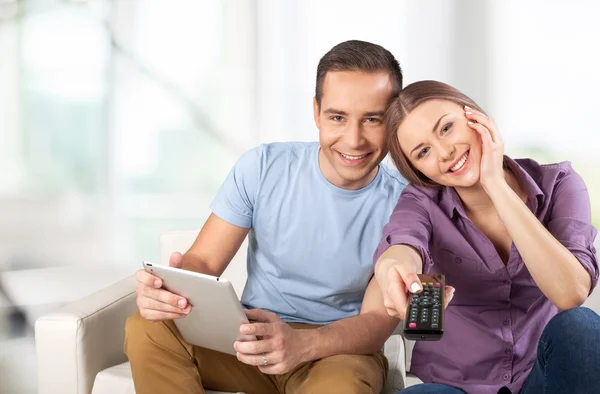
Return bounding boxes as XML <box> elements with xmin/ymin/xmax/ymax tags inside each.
<box><xmin>124</xmin><ymin>311</ymin><xmax>387</xmax><ymax>394</ymax></box>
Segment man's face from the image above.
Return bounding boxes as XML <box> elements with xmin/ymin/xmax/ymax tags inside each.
<box><xmin>314</xmin><ymin>71</ymin><xmax>393</xmax><ymax>190</ymax></box>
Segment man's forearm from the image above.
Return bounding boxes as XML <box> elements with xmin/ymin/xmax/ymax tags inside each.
<box><xmin>300</xmin><ymin>311</ymin><xmax>399</xmax><ymax>361</ymax></box>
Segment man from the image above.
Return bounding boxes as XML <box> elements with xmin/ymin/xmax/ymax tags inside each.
<box><xmin>125</xmin><ymin>40</ymin><xmax>407</xmax><ymax>394</ymax></box>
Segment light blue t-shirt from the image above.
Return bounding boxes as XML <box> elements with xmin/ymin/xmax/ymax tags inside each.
<box><xmin>210</xmin><ymin>142</ymin><xmax>406</xmax><ymax>324</ymax></box>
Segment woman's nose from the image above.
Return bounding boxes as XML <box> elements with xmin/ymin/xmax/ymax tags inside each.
<box><xmin>439</xmin><ymin>144</ymin><xmax>456</xmax><ymax>162</ymax></box>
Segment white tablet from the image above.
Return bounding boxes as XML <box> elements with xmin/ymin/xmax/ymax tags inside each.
<box><xmin>142</xmin><ymin>261</ymin><xmax>255</xmax><ymax>355</ymax></box>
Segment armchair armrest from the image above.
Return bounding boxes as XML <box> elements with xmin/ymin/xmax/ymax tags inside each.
<box><xmin>35</xmin><ymin>276</ymin><xmax>138</xmax><ymax>394</ymax></box>
<box><xmin>382</xmin><ymin>330</ymin><xmax>407</xmax><ymax>393</ymax></box>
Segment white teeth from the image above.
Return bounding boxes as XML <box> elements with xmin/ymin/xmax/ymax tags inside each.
<box><xmin>341</xmin><ymin>153</ymin><xmax>367</xmax><ymax>160</ymax></box>
<box><xmin>450</xmin><ymin>152</ymin><xmax>469</xmax><ymax>172</ymax></box>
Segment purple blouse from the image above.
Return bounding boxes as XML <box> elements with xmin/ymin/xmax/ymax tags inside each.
<box><xmin>374</xmin><ymin>157</ymin><xmax>598</xmax><ymax>393</ymax></box>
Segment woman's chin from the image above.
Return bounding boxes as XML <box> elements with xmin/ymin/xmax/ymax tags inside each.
<box><xmin>440</xmin><ymin>171</ymin><xmax>480</xmax><ymax>188</ymax></box>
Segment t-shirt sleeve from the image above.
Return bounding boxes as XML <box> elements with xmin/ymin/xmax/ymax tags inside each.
<box><xmin>546</xmin><ymin>165</ymin><xmax>599</xmax><ymax>293</ymax></box>
<box><xmin>209</xmin><ymin>147</ymin><xmax>263</xmax><ymax>228</ymax></box>
<box><xmin>373</xmin><ymin>187</ymin><xmax>433</xmax><ymax>267</ymax></box>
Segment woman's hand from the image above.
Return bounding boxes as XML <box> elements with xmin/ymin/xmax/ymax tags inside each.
<box><xmin>464</xmin><ymin>106</ymin><xmax>506</xmax><ymax>193</ymax></box>
<box><xmin>377</xmin><ymin>259</ymin><xmax>454</xmax><ymax>319</ymax></box>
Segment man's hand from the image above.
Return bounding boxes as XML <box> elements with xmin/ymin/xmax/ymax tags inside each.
<box><xmin>134</xmin><ymin>252</ymin><xmax>192</xmax><ymax>321</ymax></box>
<box><xmin>234</xmin><ymin>309</ymin><xmax>310</xmax><ymax>375</ymax></box>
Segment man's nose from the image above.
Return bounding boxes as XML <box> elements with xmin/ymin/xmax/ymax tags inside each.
<box><xmin>344</xmin><ymin>121</ymin><xmax>365</xmax><ymax>148</ymax></box>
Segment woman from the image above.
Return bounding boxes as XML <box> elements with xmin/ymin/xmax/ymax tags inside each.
<box><xmin>374</xmin><ymin>80</ymin><xmax>599</xmax><ymax>394</ymax></box>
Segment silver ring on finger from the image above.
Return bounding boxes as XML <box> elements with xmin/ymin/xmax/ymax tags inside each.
<box><xmin>263</xmin><ymin>354</ymin><xmax>268</xmax><ymax>366</ymax></box>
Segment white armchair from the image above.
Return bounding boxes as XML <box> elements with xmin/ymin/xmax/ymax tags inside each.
<box><xmin>34</xmin><ymin>231</ymin><xmax>413</xmax><ymax>394</ymax></box>
<box><xmin>35</xmin><ymin>232</ymin><xmax>600</xmax><ymax>394</ymax></box>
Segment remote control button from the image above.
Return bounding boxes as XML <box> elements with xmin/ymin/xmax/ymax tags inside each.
<box><xmin>427</xmin><ymin>282</ymin><xmax>433</xmax><ymax>287</ymax></box>
<box><xmin>431</xmin><ymin>323</ymin><xmax>438</xmax><ymax>328</ymax></box>
<box><xmin>435</xmin><ymin>282</ymin><xmax>441</xmax><ymax>287</ymax></box>
<box><xmin>409</xmin><ymin>322</ymin><xmax>417</xmax><ymax>328</ymax></box>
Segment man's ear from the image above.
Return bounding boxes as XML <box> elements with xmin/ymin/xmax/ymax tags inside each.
<box><xmin>313</xmin><ymin>97</ymin><xmax>320</xmax><ymax>129</ymax></box>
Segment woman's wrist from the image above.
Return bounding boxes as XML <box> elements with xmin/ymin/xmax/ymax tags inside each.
<box><xmin>482</xmin><ymin>177</ymin><xmax>510</xmax><ymax>198</ymax></box>
<box><xmin>375</xmin><ymin>258</ymin><xmax>396</xmax><ymax>283</ymax></box>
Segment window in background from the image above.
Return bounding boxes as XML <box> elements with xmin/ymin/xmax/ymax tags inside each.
<box><xmin>0</xmin><ymin>0</ymin><xmax>260</xmax><ymax>268</ymax></box>
<box><xmin>488</xmin><ymin>0</ymin><xmax>600</xmax><ymax>225</ymax></box>
<box><xmin>109</xmin><ymin>0</ymin><xmax>257</xmax><ymax>262</ymax></box>
<box><xmin>20</xmin><ymin>3</ymin><xmax>109</xmax><ymax>195</ymax></box>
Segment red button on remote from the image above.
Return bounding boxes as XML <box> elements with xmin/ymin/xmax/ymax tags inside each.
<box><xmin>409</xmin><ymin>323</ymin><xmax>417</xmax><ymax>328</ymax></box>
<box><xmin>435</xmin><ymin>282</ymin><xmax>441</xmax><ymax>287</ymax></box>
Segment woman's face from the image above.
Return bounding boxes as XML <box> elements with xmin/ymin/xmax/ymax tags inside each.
<box><xmin>397</xmin><ymin>99</ymin><xmax>482</xmax><ymax>188</ymax></box>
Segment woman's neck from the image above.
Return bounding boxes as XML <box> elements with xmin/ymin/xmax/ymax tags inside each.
<box><xmin>454</xmin><ymin>168</ymin><xmax>521</xmax><ymax>216</ymax></box>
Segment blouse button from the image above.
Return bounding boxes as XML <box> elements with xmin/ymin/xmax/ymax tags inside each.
<box><xmin>455</xmin><ymin>257</ymin><xmax>462</xmax><ymax>264</ymax></box>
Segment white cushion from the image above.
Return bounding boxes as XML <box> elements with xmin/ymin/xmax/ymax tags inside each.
<box><xmin>92</xmin><ymin>363</ymin><xmax>243</xmax><ymax>394</ymax></box>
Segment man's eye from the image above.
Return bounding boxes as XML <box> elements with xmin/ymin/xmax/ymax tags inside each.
<box><xmin>331</xmin><ymin>116</ymin><xmax>343</xmax><ymax>122</ymax></box>
<box><xmin>365</xmin><ymin>117</ymin><xmax>381</xmax><ymax>123</ymax></box>
<box><xmin>418</xmin><ymin>147</ymin><xmax>430</xmax><ymax>158</ymax></box>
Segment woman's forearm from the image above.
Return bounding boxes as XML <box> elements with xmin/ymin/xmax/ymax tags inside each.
<box><xmin>487</xmin><ymin>181</ymin><xmax>591</xmax><ymax>310</ymax></box>
<box><xmin>375</xmin><ymin>245</ymin><xmax>424</xmax><ymax>288</ymax></box>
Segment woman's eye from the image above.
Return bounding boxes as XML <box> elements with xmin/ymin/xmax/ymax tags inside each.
<box><xmin>441</xmin><ymin>122</ymin><xmax>452</xmax><ymax>134</ymax></box>
<box><xmin>418</xmin><ymin>147</ymin><xmax>430</xmax><ymax>158</ymax></box>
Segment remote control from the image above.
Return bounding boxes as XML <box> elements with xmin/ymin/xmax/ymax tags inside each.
<box><xmin>403</xmin><ymin>274</ymin><xmax>445</xmax><ymax>341</ymax></box>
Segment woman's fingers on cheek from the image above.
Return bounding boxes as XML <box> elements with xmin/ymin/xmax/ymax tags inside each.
<box><xmin>464</xmin><ymin>106</ymin><xmax>487</xmax><ymax>121</ymax></box>
<box><xmin>468</xmin><ymin>121</ymin><xmax>491</xmax><ymax>144</ymax></box>
<box><xmin>464</xmin><ymin>107</ymin><xmax>490</xmax><ymax>125</ymax></box>
<box><xmin>467</xmin><ymin>121</ymin><xmax>487</xmax><ymax>144</ymax></box>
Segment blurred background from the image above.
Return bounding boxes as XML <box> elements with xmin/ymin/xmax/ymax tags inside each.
<box><xmin>1</xmin><ymin>0</ymin><xmax>599</xmax><ymax>392</ymax></box>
